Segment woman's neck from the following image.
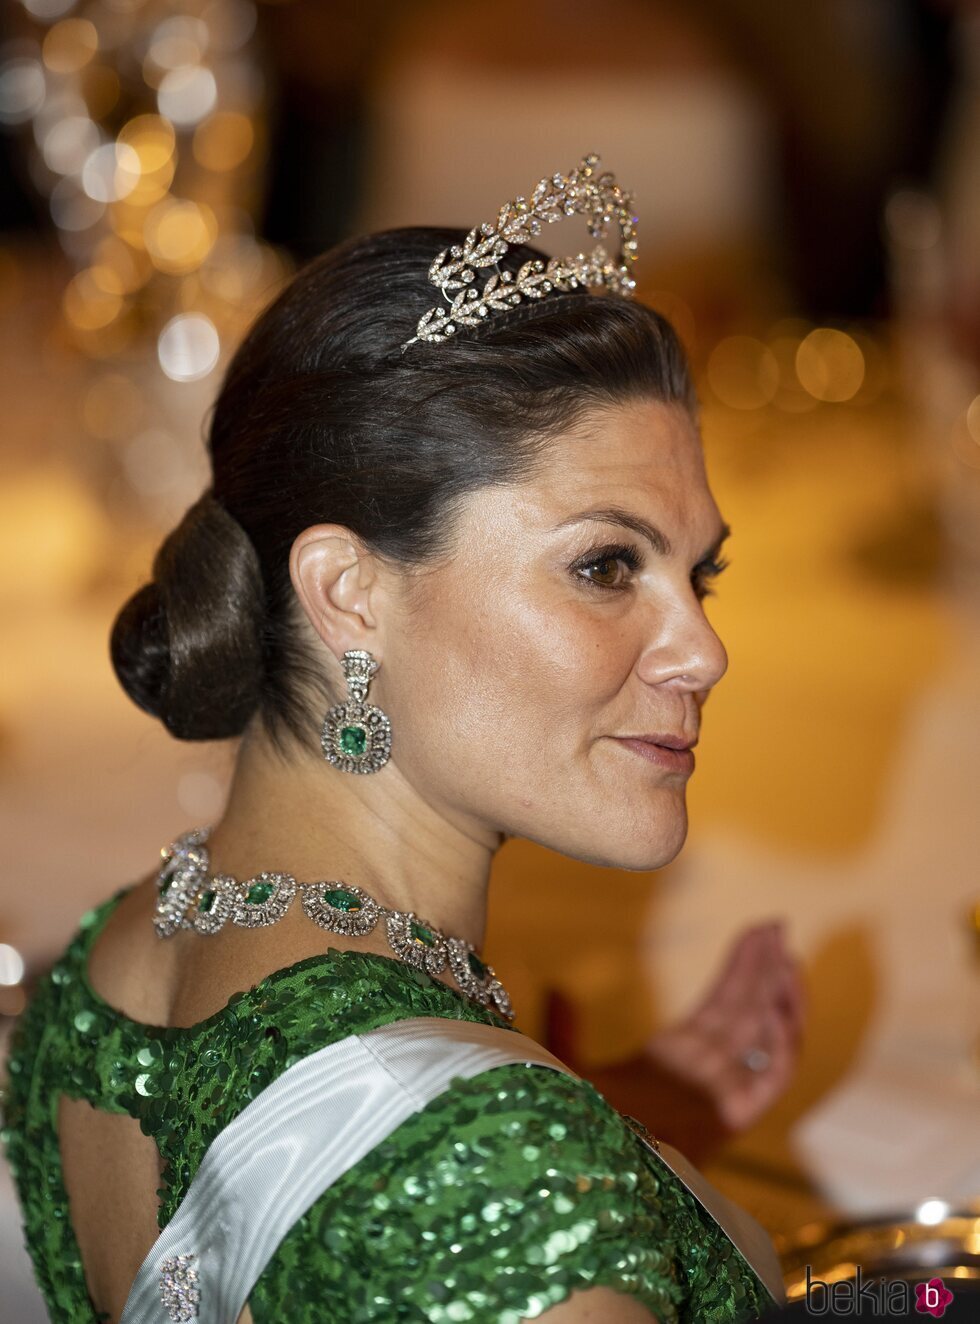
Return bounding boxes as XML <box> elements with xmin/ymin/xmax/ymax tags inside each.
<box><xmin>202</xmin><ymin>726</ymin><xmax>503</xmax><ymax>952</ymax></box>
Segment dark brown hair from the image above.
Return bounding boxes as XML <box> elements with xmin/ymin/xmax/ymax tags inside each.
<box><xmin>110</xmin><ymin>227</ymin><xmax>696</xmax><ymax>755</ymax></box>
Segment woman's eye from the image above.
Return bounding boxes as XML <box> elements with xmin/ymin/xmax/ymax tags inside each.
<box><xmin>692</xmin><ymin>556</ymin><xmax>730</xmax><ymax>600</ymax></box>
<box><xmin>573</xmin><ymin>543</ymin><xmax>642</xmax><ymax>591</ymax></box>
<box><xmin>571</xmin><ymin>544</ymin><xmax>729</xmax><ymax>597</ymax></box>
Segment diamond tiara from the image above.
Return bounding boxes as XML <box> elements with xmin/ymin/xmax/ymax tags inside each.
<box><xmin>400</xmin><ymin>152</ymin><xmax>638</xmax><ymax>350</ymax></box>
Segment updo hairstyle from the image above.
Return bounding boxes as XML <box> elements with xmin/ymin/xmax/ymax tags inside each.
<box><xmin>110</xmin><ymin>227</ymin><xmax>696</xmax><ymax>756</ymax></box>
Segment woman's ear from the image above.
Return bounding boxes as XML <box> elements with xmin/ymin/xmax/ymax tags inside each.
<box><xmin>289</xmin><ymin>524</ymin><xmax>384</xmax><ymax>663</ymax></box>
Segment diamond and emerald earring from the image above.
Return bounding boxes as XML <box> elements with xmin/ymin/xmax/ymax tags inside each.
<box><xmin>320</xmin><ymin>649</ymin><xmax>392</xmax><ymax>775</ymax></box>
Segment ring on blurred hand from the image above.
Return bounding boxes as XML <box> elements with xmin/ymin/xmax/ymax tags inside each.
<box><xmin>741</xmin><ymin>1047</ymin><xmax>771</xmax><ymax>1073</ymax></box>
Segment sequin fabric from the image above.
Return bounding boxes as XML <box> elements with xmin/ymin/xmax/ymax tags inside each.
<box><xmin>2</xmin><ymin>891</ymin><xmax>775</xmax><ymax>1323</ymax></box>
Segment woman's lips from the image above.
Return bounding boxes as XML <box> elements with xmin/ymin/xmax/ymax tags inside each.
<box><xmin>611</xmin><ymin>736</ymin><xmax>696</xmax><ymax>774</ymax></box>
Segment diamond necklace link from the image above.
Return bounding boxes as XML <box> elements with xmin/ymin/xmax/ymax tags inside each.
<box><xmin>153</xmin><ymin>826</ymin><xmax>514</xmax><ymax>1022</ymax></box>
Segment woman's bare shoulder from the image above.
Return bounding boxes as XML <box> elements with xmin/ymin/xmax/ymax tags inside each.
<box><xmin>83</xmin><ymin>875</ymin><xmax>182</xmax><ymax>1024</ymax></box>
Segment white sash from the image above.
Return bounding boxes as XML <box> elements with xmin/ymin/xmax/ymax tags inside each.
<box><xmin>120</xmin><ymin>1018</ymin><xmax>785</xmax><ymax>1322</ymax></box>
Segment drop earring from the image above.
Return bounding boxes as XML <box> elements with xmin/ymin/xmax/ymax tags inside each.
<box><xmin>320</xmin><ymin>649</ymin><xmax>392</xmax><ymax>774</ymax></box>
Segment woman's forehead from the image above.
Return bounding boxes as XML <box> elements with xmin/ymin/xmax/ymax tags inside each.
<box><xmin>526</xmin><ymin>401</ymin><xmax>714</xmax><ymax>518</ymax></box>
<box><xmin>460</xmin><ymin>401</ymin><xmax>721</xmax><ymax>545</ymax></box>
<box><xmin>552</xmin><ymin>395</ymin><xmax>702</xmax><ymax>460</ymax></box>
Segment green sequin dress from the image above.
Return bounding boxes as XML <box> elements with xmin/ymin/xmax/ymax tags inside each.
<box><xmin>2</xmin><ymin>891</ymin><xmax>777</xmax><ymax>1323</ymax></box>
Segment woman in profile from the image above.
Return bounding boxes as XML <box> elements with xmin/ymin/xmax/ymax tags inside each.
<box><xmin>3</xmin><ymin>157</ymin><xmax>801</xmax><ymax>1323</ymax></box>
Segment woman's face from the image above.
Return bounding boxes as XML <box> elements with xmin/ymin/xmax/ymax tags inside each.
<box><xmin>385</xmin><ymin>396</ymin><xmax>730</xmax><ymax>871</ymax></box>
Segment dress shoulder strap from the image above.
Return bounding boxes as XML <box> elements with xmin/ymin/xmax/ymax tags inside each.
<box><xmin>119</xmin><ymin>1017</ymin><xmax>784</xmax><ymax>1322</ymax></box>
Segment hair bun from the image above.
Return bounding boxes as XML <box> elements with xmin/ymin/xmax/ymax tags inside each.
<box><xmin>110</xmin><ymin>491</ymin><xmax>266</xmax><ymax>740</ymax></box>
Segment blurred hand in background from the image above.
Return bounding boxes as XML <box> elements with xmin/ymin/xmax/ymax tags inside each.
<box><xmin>546</xmin><ymin>922</ymin><xmax>806</xmax><ymax>1164</ymax></box>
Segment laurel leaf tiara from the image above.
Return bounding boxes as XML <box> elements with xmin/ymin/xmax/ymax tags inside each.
<box><xmin>400</xmin><ymin>152</ymin><xmax>638</xmax><ymax>350</ymax></box>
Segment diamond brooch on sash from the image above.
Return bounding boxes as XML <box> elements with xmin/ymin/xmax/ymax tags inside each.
<box><xmin>153</xmin><ymin>827</ymin><xmax>515</xmax><ymax>1021</ymax></box>
<box><xmin>159</xmin><ymin>1252</ymin><xmax>200</xmax><ymax>1321</ymax></box>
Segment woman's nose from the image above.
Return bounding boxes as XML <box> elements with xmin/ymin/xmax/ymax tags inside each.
<box><xmin>637</xmin><ymin>599</ymin><xmax>729</xmax><ymax>695</ymax></box>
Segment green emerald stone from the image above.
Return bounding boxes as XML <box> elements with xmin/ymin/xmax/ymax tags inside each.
<box><xmin>467</xmin><ymin>951</ymin><xmax>488</xmax><ymax>981</ymax></box>
<box><xmin>246</xmin><ymin>881</ymin><xmax>275</xmax><ymax>906</ymax></box>
<box><xmin>410</xmin><ymin>921</ymin><xmax>436</xmax><ymax>947</ymax></box>
<box><xmin>198</xmin><ymin>890</ymin><xmax>215</xmax><ymax>914</ymax></box>
<box><xmin>324</xmin><ymin>888</ymin><xmax>361</xmax><ymax>913</ymax></box>
<box><xmin>339</xmin><ymin>725</ymin><xmax>367</xmax><ymax>757</ymax></box>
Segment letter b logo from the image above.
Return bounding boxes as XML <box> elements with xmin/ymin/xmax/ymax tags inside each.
<box><xmin>805</xmin><ymin>1266</ymin><xmax>829</xmax><ymax>1315</ymax></box>
<box><xmin>915</xmin><ymin>1276</ymin><xmax>953</xmax><ymax>1317</ymax></box>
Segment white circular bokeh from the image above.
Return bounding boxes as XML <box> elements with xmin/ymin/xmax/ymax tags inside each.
<box><xmin>157</xmin><ymin>312</ymin><xmax>220</xmax><ymax>382</ymax></box>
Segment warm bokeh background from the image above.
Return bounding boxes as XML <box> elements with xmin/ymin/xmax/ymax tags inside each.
<box><xmin>1</xmin><ymin>1</ymin><xmax>978</xmax><ymax>1315</ymax></box>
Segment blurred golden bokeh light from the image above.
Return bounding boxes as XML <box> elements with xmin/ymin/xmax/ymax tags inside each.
<box><xmin>107</xmin><ymin>198</ymin><xmax>149</xmax><ymax>248</ymax></box>
<box><xmin>118</xmin><ymin>113</ymin><xmax>177</xmax><ymax>172</ymax></box>
<box><xmin>707</xmin><ymin>335</ymin><xmax>780</xmax><ymax>411</ymax></box>
<box><xmin>795</xmin><ymin>328</ymin><xmax>866</xmax><ymax>403</ymax></box>
<box><xmin>0</xmin><ymin>465</ymin><xmax>111</xmax><ymax>606</ymax></box>
<box><xmin>62</xmin><ymin>265</ymin><xmax>125</xmax><ymax>331</ymax></box>
<box><xmin>115</xmin><ymin>113</ymin><xmax>177</xmax><ymax>205</ymax></box>
<box><xmin>91</xmin><ymin>234</ymin><xmax>151</xmax><ymax>292</ymax></box>
<box><xmin>2</xmin><ymin>0</ymin><xmax>274</xmax><ymax>375</ymax></box>
<box><xmin>82</xmin><ymin>141</ymin><xmax>142</xmax><ymax>203</ymax></box>
<box><xmin>766</xmin><ymin>335</ymin><xmax>818</xmax><ymax>414</ymax></box>
<box><xmin>42</xmin><ymin>18</ymin><xmax>99</xmax><ymax>74</ymax></box>
<box><xmin>199</xmin><ymin>233</ymin><xmax>287</xmax><ymax>308</ymax></box>
<box><xmin>193</xmin><ymin>111</ymin><xmax>254</xmax><ymax>172</ymax></box>
<box><xmin>144</xmin><ymin>197</ymin><xmax>218</xmax><ymax>273</ymax></box>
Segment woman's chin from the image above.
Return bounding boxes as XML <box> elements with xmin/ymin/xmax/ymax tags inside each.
<box><xmin>504</xmin><ymin>782</ymin><xmax>690</xmax><ymax>871</ymax></box>
<box><xmin>618</xmin><ymin>827</ymin><xmax>689</xmax><ymax>872</ymax></box>
<box><xmin>565</xmin><ymin>803</ymin><xmax>689</xmax><ymax>873</ymax></box>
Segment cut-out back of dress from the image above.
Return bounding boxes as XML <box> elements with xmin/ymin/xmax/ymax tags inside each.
<box><xmin>3</xmin><ymin>886</ymin><xmax>777</xmax><ymax>1323</ymax></box>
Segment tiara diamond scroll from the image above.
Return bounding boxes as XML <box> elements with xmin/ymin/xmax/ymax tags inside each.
<box><xmin>401</xmin><ymin>153</ymin><xmax>638</xmax><ymax>349</ymax></box>
<box><xmin>320</xmin><ymin>649</ymin><xmax>392</xmax><ymax>774</ymax></box>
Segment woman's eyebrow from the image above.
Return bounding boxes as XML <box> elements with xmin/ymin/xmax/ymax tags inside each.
<box><xmin>552</xmin><ymin>505</ymin><xmax>673</xmax><ymax>554</ymax></box>
<box><xmin>553</xmin><ymin>505</ymin><xmax>732</xmax><ymax>562</ymax></box>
